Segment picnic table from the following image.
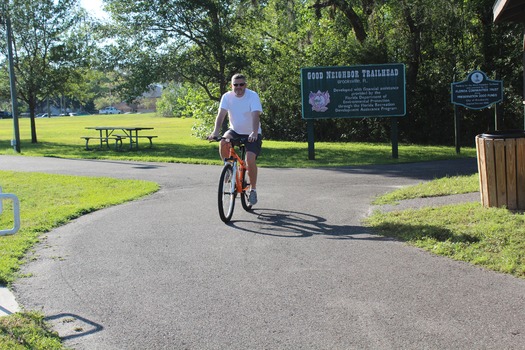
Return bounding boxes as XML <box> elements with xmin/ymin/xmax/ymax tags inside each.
<box><xmin>82</xmin><ymin>126</ymin><xmax>157</xmax><ymax>150</ymax></box>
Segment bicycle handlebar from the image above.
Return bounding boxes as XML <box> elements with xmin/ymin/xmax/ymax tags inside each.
<box><xmin>209</xmin><ymin>136</ymin><xmax>248</xmax><ymax>145</ymax></box>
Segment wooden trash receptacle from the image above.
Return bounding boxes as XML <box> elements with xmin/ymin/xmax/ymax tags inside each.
<box><xmin>476</xmin><ymin>131</ymin><xmax>525</xmax><ymax>210</ymax></box>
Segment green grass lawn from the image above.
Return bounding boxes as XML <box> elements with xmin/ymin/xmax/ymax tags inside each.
<box><xmin>0</xmin><ymin>311</ymin><xmax>65</xmax><ymax>349</ymax></box>
<box><xmin>372</xmin><ymin>174</ymin><xmax>480</xmax><ymax>205</ymax></box>
<box><xmin>365</xmin><ymin>202</ymin><xmax>525</xmax><ymax>278</ymax></box>
<box><xmin>0</xmin><ymin>171</ymin><xmax>159</xmax><ymax>285</ymax></box>
<box><xmin>0</xmin><ymin>114</ymin><xmax>477</xmax><ymax>166</ymax></box>
<box><xmin>0</xmin><ymin>169</ymin><xmax>158</xmax><ymax>349</ymax></box>
<box><xmin>366</xmin><ymin>175</ymin><xmax>525</xmax><ymax>279</ymax></box>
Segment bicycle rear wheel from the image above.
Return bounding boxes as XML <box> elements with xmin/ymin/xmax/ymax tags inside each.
<box><xmin>240</xmin><ymin>168</ymin><xmax>253</xmax><ymax>212</ymax></box>
<box><xmin>218</xmin><ymin>163</ymin><xmax>236</xmax><ymax>223</ymax></box>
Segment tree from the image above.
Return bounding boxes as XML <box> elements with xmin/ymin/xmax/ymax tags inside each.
<box><xmin>310</xmin><ymin>0</ymin><xmax>375</xmax><ymax>43</ymax></box>
<box><xmin>302</xmin><ymin>0</ymin><xmax>523</xmax><ymax>145</ymax></box>
<box><xmin>0</xmin><ymin>0</ymin><xmax>87</xmax><ymax>143</ymax></box>
<box><xmin>239</xmin><ymin>0</ymin><xmax>312</xmax><ymax>140</ymax></box>
<box><xmin>103</xmin><ymin>0</ymin><xmax>255</xmax><ymax>101</ymax></box>
<box><xmin>98</xmin><ymin>0</ymin><xmax>524</xmax><ymax>145</ymax></box>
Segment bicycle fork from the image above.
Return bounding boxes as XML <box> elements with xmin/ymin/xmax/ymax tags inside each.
<box><xmin>231</xmin><ymin>161</ymin><xmax>238</xmax><ymax>194</ymax></box>
<box><xmin>232</xmin><ymin>161</ymin><xmax>249</xmax><ymax>194</ymax></box>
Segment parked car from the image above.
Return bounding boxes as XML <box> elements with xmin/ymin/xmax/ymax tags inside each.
<box><xmin>0</xmin><ymin>111</ymin><xmax>12</xmax><ymax>119</ymax></box>
<box><xmin>99</xmin><ymin>106</ymin><xmax>121</xmax><ymax>114</ymax></box>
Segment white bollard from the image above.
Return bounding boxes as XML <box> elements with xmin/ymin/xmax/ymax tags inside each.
<box><xmin>0</xmin><ymin>187</ymin><xmax>20</xmax><ymax>236</ymax></box>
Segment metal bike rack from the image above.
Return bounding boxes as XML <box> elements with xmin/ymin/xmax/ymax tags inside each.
<box><xmin>0</xmin><ymin>187</ymin><xmax>20</xmax><ymax>236</ymax></box>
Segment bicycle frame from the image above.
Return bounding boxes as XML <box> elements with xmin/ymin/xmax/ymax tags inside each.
<box><xmin>224</xmin><ymin>140</ymin><xmax>250</xmax><ymax>195</ymax></box>
<box><xmin>213</xmin><ymin>136</ymin><xmax>253</xmax><ymax>222</ymax></box>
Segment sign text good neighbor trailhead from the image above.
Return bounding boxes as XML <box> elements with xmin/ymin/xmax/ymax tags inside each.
<box><xmin>300</xmin><ymin>63</ymin><xmax>406</xmax><ymax>160</ymax></box>
<box><xmin>301</xmin><ymin>63</ymin><xmax>406</xmax><ymax>120</ymax></box>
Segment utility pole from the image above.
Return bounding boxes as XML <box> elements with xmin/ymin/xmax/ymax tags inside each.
<box><xmin>2</xmin><ymin>3</ymin><xmax>20</xmax><ymax>152</ymax></box>
<box><xmin>6</xmin><ymin>15</ymin><xmax>20</xmax><ymax>152</ymax></box>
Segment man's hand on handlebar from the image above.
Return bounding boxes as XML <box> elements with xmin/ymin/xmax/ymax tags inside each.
<box><xmin>248</xmin><ymin>132</ymin><xmax>258</xmax><ymax>142</ymax></box>
<box><xmin>207</xmin><ymin>132</ymin><xmax>220</xmax><ymax>141</ymax></box>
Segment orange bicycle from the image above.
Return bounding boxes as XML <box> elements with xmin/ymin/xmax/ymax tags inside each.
<box><xmin>211</xmin><ymin>136</ymin><xmax>253</xmax><ymax>223</ymax></box>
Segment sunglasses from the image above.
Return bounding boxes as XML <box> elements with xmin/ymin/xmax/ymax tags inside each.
<box><xmin>233</xmin><ymin>83</ymin><xmax>246</xmax><ymax>87</ymax></box>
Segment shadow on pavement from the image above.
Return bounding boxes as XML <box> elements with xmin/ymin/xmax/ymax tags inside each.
<box><xmin>44</xmin><ymin>313</ymin><xmax>103</xmax><ymax>341</ymax></box>
<box><xmin>324</xmin><ymin>158</ymin><xmax>478</xmax><ymax>181</ymax></box>
<box><xmin>0</xmin><ymin>304</ymin><xmax>14</xmax><ymax>316</ymax></box>
<box><xmin>228</xmin><ymin>208</ymin><xmax>395</xmax><ymax>240</ymax></box>
<box><xmin>64</xmin><ymin>157</ymin><xmax>166</xmax><ymax>169</ymax></box>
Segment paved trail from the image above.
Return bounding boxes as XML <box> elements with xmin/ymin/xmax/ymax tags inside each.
<box><xmin>1</xmin><ymin>155</ymin><xmax>524</xmax><ymax>349</ymax></box>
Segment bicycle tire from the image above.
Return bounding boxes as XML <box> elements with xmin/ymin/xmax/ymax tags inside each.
<box><xmin>218</xmin><ymin>163</ymin><xmax>236</xmax><ymax>223</ymax></box>
<box><xmin>240</xmin><ymin>168</ymin><xmax>253</xmax><ymax>212</ymax></box>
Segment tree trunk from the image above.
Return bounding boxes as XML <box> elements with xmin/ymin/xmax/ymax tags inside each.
<box><xmin>29</xmin><ymin>98</ymin><xmax>38</xmax><ymax>143</ymax></box>
<box><xmin>311</xmin><ymin>0</ymin><xmax>368</xmax><ymax>43</ymax></box>
<box><xmin>401</xmin><ymin>1</ymin><xmax>421</xmax><ymax>92</ymax></box>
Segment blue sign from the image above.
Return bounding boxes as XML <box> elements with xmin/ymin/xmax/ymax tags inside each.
<box><xmin>451</xmin><ymin>70</ymin><xmax>503</xmax><ymax>110</ymax></box>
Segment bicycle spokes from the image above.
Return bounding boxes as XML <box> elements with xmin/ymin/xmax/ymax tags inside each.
<box><xmin>218</xmin><ymin>164</ymin><xmax>236</xmax><ymax>223</ymax></box>
<box><xmin>240</xmin><ymin>168</ymin><xmax>253</xmax><ymax>212</ymax></box>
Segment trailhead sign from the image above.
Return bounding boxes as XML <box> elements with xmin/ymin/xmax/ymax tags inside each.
<box><xmin>300</xmin><ymin>63</ymin><xmax>406</xmax><ymax>160</ymax></box>
<box><xmin>301</xmin><ymin>63</ymin><xmax>406</xmax><ymax>119</ymax></box>
<box><xmin>451</xmin><ymin>70</ymin><xmax>503</xmax><ymax>110</ymax></box>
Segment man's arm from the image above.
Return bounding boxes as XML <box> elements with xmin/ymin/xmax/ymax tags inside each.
<box><xmin>249</xmin><ymin>111</ymin><xmax>261</xmax><ymax>142</ymax></box>
<box><xmin>208</xmin><ymin>108</ymin><xmax>228</xmax><ymax>139</ymax></box>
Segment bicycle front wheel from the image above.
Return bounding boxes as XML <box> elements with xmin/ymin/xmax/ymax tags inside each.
<box><xmin>240</xmin><ymin>168</ymin><xmax>253</xmax><ymax>212</ymax></box>
<box><xmin>218</xmin><ymin>163</ymin><xmax>236</xmax><ymax>223</ymax></box>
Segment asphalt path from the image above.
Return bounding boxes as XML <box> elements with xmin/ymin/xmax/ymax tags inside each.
<box><xmin>2</xmin><ymin>155</ymin><xmax>525</xmax><ymax>349</ymax></box>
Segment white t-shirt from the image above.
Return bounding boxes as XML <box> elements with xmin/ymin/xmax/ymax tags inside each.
<box><xmin>219</xmin><ymin>88</ymin><xmax>263</xmax><ymax>135</ymax></box>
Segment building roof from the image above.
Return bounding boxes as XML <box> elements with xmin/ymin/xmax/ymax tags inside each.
<box><xmin>493</xmin><ymin>0</ymin><xmax>525</xmax><ymax>23</ymax></box>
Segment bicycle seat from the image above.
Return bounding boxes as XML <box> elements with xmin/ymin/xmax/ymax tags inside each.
<box><xmin>228</xmin><ymin>137</ymin><xmax>248</xmax><ymax>146</ymax></box>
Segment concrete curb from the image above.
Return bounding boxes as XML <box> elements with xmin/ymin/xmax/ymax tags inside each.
<box><xmin>0</xmin><ymin>286</ymin><xmax>20</xmax><ymax>317</ymax></box>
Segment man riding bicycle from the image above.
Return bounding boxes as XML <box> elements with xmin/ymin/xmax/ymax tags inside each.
<box><xmin>208</xmin><ymin>73</ymin><xmax>263</xmax><ymax>206</ymax></box>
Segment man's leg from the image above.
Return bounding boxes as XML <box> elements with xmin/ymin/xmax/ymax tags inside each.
<box><xmin>246</xmin><ymin>151</ymin><xmax>258</xmax><ymax>205</ymax></box>
<box><xmin>219</xmin><ymin>140</ymin><xmax>230</xmax><ymax>161</ymax></box>
<box><xmin>219</xmin><ymin>130</ymin><xmax>234</xmax><ymax>161</ymax></box>
<box><xmin>246</xmin><ymin>151</ymin><xmax>257</xmax><ymax>190</ymax></box>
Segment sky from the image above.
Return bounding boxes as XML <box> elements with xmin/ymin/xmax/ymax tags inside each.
<box><xmin>79</xmin><ymin>0</ymin><xmax>107</xmax><ymax>18</ymax></box>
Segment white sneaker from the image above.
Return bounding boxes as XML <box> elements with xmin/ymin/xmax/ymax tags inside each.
<box><xmin>248</xmin><ymin>190</ymin><xmax>257</xmax><ymax>205</ymax></box>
